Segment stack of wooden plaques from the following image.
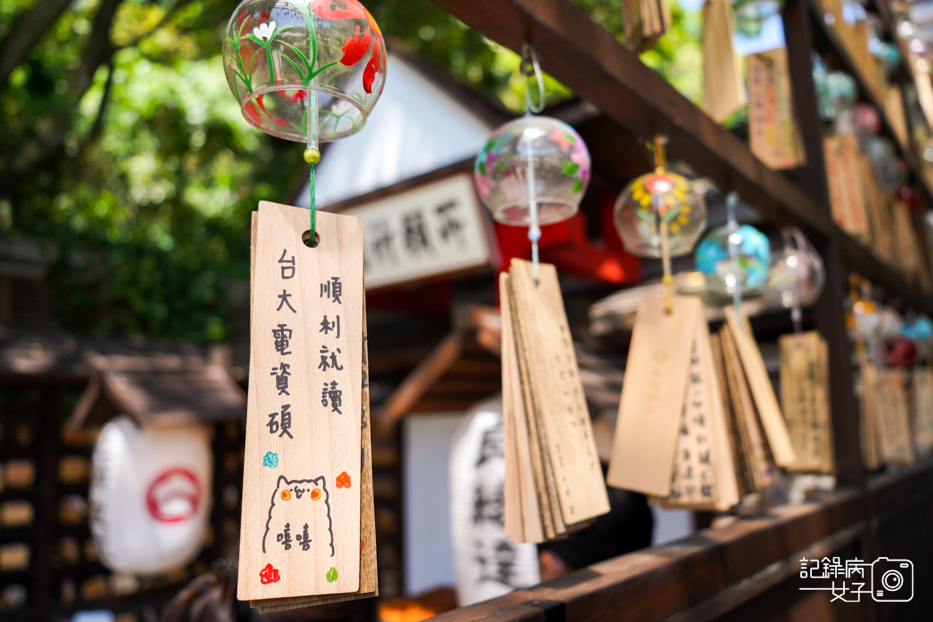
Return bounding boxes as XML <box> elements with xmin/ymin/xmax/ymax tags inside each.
<box><xmin>911</xmin><ymin>368</ymin><xmax>933</xmax><ymax>457</ymax></box>
<box><xmin>239</xmin><ymin>203</ymin><xmax>376</xmax><ymax>613</ymax></box>
<box><xmin>500</xmin><ymin>259</ymin><xmax>610</xmax><ymax>543</ymax></box>
<box><xmin>621</xmin><ymin>0</ymin><xmax>671</xmax><ymax>53</ymax></box>
<box><xmin>608</xmin><ymin>300</ymin><xmax>798</xmax><ymax>508</ymax></box>
<box><xmin>778</xmin><ymin>332</ymin><xmax>835</xmax><ymax>474</ymax></box>
<box><xmin>860</xmin><ymin>363</ymin><xmax>915</xmax><ymax>469</ymax></box>
<box><xmin>824</xmin><ymin>137</ymin><xmax>931</xmax><ymax>290</ymax></box>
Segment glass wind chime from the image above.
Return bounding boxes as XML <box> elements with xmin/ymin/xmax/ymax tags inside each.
<box><xmin>614</xmin><ymin>137</ymin><xmax>706</xmax><ymax>312</ymax></box>
<box><xmin>221</xmin><ymin>0</ymin><xmax>386</xmax><ymax>608</ymax></box>
<box><xmin>473</xmin><ymin>45</ymin><xmax>591</xmax><ymax>281</ymax></box>
<box><xmin>694</xmin><ymin>192</ymin><xmax>770</xmax><ymax>313</ymax></box>
<box><xmin>222</xmin><ymin>0</ymin><xmax>387</xmax><ymax>235</ymax></box>
<box><xmin>765</xmin><ymin>227</ymin><xmax>825</xmax><ymax>338</ymax></box>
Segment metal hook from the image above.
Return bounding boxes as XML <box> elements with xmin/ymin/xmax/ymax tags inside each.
<box><xmin>521</xmin><ymin>44</ymin><xmax>545</xmax><ymax>115</ymax></box>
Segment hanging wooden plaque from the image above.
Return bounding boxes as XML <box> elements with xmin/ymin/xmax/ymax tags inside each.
<box><xmin>501</xmin><ymin>272</ymin><xmax>545</xmax><ymax>544</ymax></box>
<box><xmin>859</xmin><ymin>362</ymin><xmax>882</xmax><ymax>470</ymax></box>
<box><xmin>719</xmin><ymin>323</ymin><xmax>776</xmax><ymax>491</ymax></box>
<box><xmin>501</xmin><ymin>260</ymin><xmax>609</xmax><ymax>542</ymax></box>
<box><xmin>509</xmin><ymin>259</ymin><xmax>609</xmax><ymax>527</ymax></box>
<box><xmin>710</xmin><ymin>332</ymin><xmax>750</xmax><ymax>497</ymax></box>
<box><xmin>912</xmin><ymin>368</ymin><xmax>933</xmax><ymax>455</ymax></box>
<box><xmin>824</xmin><ymin>135</ymin><xmax>871</xmax><ymax>243</ymax></box>
<box><xmin>239</xmin><ymin>202</ymin><xmax>369</xmax><ymax>605</ymax></box>
<box><xmin>702</xmin><ymin>0</ymin><xmax>744</xmax><ymax>123</ymax></box>
<box><xmin>857</xmin><ymin>153</ymin><xmax>894</xmax><ymax>264</ymax></box>
<box><xmin>779</xmin><ymin>332</ymin><xmax>834</xmax><ymax>474</ymax></box>
<box><xmin>875</xmin><ymin>369</ymin><xmax>915</xmax><ymax>465</ymax></box>
<box><xmin>724</xmin><ymin>307</ymin><xmax>796</xmax><ymax>468</ymax></box>
<box><xmin>608</xmin><ymin>295</ymin><xmax>702</xmax><ymax>496</ymax></box>
<box><xmin>747</xmin><ymin>47</ymin><xmax>806</xmax><ymax>170</ymax></box>
<box><xmin>656</xmin><ymin>315</ymin><xmax>741</xmax><ymax>510</ymax></box>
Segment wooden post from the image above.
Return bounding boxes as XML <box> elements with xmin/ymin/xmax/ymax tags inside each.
<box><xmin>32</xmin><ymin>388</ymin><xmax>61</xmax><ymax>621</ymax></box>
<box><xmin>782</xmin><ymin>0</ymin><xmax>865</xmax><ymax>490</ymax></box>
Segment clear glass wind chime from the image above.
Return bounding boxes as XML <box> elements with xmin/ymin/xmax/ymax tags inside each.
<box><xmin>764</xmin><ymin>227</ymin><xmax>825</xmax><ymax>338</ymax></box>
<box><xmin>473</xmin><ymin>45</ymin><xmax>591</xmax><ymax>282</ymax></box>
<box><xmin>222</xmin><ymin>0</ymin><xmax>387</xmax><ymax>235</ymax></box>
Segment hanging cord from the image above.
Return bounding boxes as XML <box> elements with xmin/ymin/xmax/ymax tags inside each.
<box><xmin>781</xmin><ymin>227</ymin><xmax>804</xmax><ymax>345</ymax></box>
<box><xmin>726</xmin><ymin>192</ymin><xmax>742</xmax><ymax>319</ymax></box>
<box><xmin>849</xmin><ymin>274</ymin><xmax>868</xmax><ymax>365</ymax></box>
<box><xmin>304</xmin><ymin>90</ymin><xmax>320</xmax><ymax>244</ymax></box>
<box><xmin>522</xmin><ymin>44</ymin><xmax>545</xmax><ymax>285</ymax></box>
<box><xmin>653</xmin><ymin>135</ymin><xmax>674</xmax><ymax>313</ymax></box>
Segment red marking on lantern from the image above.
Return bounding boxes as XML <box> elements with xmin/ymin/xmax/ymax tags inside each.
<box><xmin>145</xmin><ymin>468</ymin><xmax>201</xmax><ymax>524</ymax></box>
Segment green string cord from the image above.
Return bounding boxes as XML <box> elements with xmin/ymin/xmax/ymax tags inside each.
<box><xmin>309</xmin><ymin>161</ymin><xmax>316</xmax><ymax>241</ymax></box>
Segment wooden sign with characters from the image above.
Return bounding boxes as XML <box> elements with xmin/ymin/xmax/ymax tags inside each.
<box><xmin>240</xmin><ymin>203</ymin><xmax>376</xmax><ymax>612</ymax></box>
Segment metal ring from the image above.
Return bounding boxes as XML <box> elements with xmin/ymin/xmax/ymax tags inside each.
<box><xmin>521</xmin><ymin>44</ymin><xmax>546</xmax><ymax>114</ymax></box>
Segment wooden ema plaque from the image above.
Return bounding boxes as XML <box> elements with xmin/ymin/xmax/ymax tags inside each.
<box><xmin>779</xmin><ymin>332</ymin><xmax>834</xmax><ymax>474</ymax></box>
<box><xmin>875</xmin><ymin>369</ymin><xmax>915</xmax><ymax>466</ymax></box>
<box><xmin>718</xmin><ymin>323</ymin><xmax>776</xmax><ymax>492</ymax></box>
<box><xmin>607</xmin><ymin>295</ymin><xmax>702</xmax><ymax>497</ymax></box>
<box><xmin>912</xmin><ymin>368</ymin><xmax>933</xmax><ymax>455</ymax></box>
<box><xmin>723</xmin><ymin>307</ymin><xmax>796</xmax><ymax>468</ymax></box>
<box><xmin>823</xmin><ymin>135</ymin><xmax>870</xmax><ymax>243</ymax></box>
<box><xmin>239</xmin><ymin>202</ymin><xmax>376</xmax><ymax>610</ymax></box>
<box><xmin>859</xmin><ymin>362</ymin><xmax>882</xmax><ymax>470</ymax></box>
<box><xmin>702</xmin><ymin>0</ymin><xmax>744</xmax><ymax>123</ymax></box>
<box><xmin>747</xmin><ymin>47</ymin><xmax>806</xmax><ymax>170</ymax></box>
<box><xmin>501</xmin><ymin>259</ymin><xmax>609</xmax><ymax>542</ymax></box>
<box><xmin>653</xmin><ymin>314</ymin><xmax>741</xmax><ymax>511</ymax></box>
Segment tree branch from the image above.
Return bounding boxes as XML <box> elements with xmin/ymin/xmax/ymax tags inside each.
<box><xmin>0</xmin><ymin>0</ymin><xmax>202</xmax><ymax>202</ymax></box>
<box><xmin>0</xmin><ymin>0</ymin><xmax>75</xmax><ymax>97</ymax></box>
<box><xmin>0</xmin><ymin>0</ymin><xmax>123</xmax><ymax>198</ymax></box>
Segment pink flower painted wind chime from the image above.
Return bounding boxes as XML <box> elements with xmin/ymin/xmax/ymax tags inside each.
<box><xmin>478</xmin><ymin>48</ymin><xmax>612</xmax><ymax>544</ymax></box>
<box><xmin>223</xmin><ymin>0</ymin><xmax>387</xmax><ymax>235</ymax></box>
<box><xmin>473</xmin><ymin>45</ymin><xmax>591</xmax><ymax>282</ymax></box>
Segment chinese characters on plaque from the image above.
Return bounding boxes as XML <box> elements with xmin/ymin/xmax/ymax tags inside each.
<box><xmin>239</xmin><ymin>202</ymin><xmax>376</xmax><ymax>611</ymax></box>
<box><xmin>500</xmin><ymin>259</ymin><xmax>609</xmax><ymax>543</ymax></box>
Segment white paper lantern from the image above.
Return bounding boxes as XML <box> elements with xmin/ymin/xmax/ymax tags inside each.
<box><xmin>448</xmin><ymin>398</ymin><xmax>540</xmax><ymax>607</ymax></box>
<box><xmin>89</xmin><ymin>416</ymin><xmax>212</xmax><ymax>576</ymax></box>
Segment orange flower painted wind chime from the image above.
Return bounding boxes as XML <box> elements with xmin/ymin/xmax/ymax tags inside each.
<box><xmin>223</xmin><ymin>0</ymin><xmax>384</xmax><ymax>610</ymax></box>
<box><xmin>477</xmin><ymin>47</ymin><xmax>611</xmax><ymax>544</ymax></box>
<box><xmin>223</xmin><ymin>0</ymin><xmax>386</xmax><ymax>233</ymax></box>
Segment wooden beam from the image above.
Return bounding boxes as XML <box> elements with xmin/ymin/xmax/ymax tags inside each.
<box><xmin>429</xmin><ymin>486</ymin><xmax>874</xmax><ymax>622</ymax></box>
<box><xmin>430</xmin><ymin>0</ymin><xmax>933</xmax><ymax>315</ymax></box>
<box><xmin>378</xmin><ymin>331</ymin><xmax>466</xmax><ymax>424</ymax></box>
<box><xmin>429</xmin><ymin>0</ymin><xmax>835</xmax><ymax>243</ymax></box>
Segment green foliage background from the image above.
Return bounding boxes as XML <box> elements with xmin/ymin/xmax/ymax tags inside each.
<box><xmin>0</xmin><ymin>0</ymin><xmax>701</xmax><ymax>343</ymax></box>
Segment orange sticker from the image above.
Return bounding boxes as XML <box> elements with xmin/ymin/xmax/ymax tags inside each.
<box><xmin>280</xmin><ymin>489</ymin><xmax>292</xmax><ymax>501</ymax></box>
<box><xmin>311</xmin><ymin>488</ymin><xmax>322</xmax><ymax>501</ymax></box>
<box><xmin>336</xmin><ymin>471</ymin><xmax>351</xmax><ymax>488</ymax></box>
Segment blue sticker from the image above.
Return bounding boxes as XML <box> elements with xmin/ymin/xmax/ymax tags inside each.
<box><xmin>263</xmin><ymin>451</ymin><xmax>279</xmax><ymax>468</ymax></box>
